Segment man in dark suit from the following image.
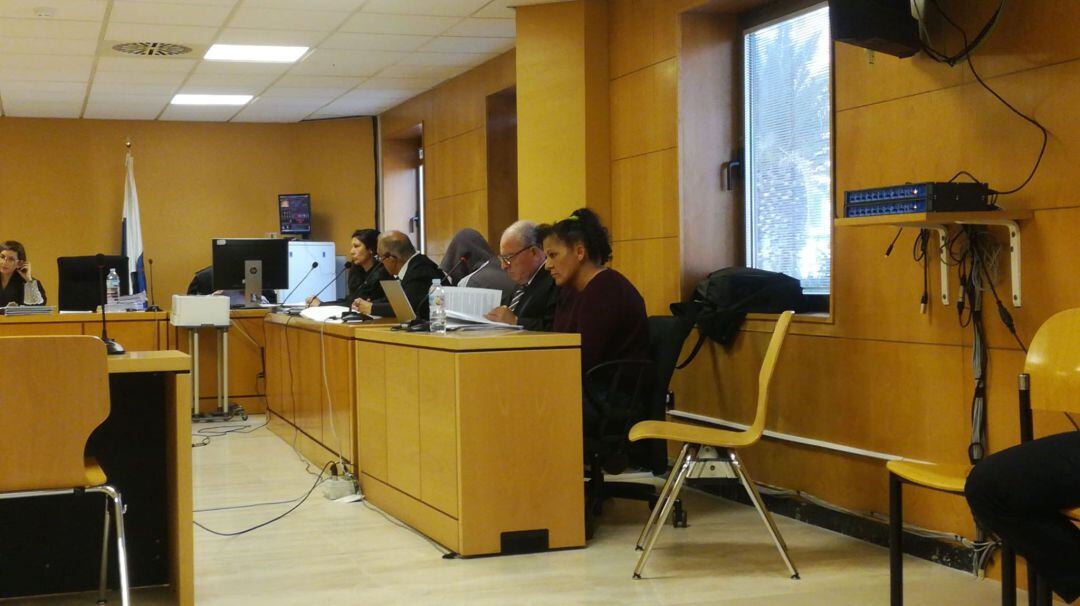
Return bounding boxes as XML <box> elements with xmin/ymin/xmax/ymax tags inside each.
<box><xmin>354</xmin><ymin>230</ymin><xmax>445</xmax><ymax>320</ymax></box>
<box><xmin>484</xmin><ymin>220</ymin><xmax>560</xmax><ymax>331</ymax></box>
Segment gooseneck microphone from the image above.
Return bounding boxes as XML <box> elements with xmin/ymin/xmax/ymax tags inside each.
<box><xmin>445</xmin><ymin>251</ymin><xmax>471</xmax><ymax>284</ymax></box>
<box><xmin>96</xmin><ymin>254</ymin><xmax>125</xmax><ymax>355</ymax></box>
<box><xmin>309</xmin><ymin>261</ymin><xmax>352</xmax><ymax>303</ymax></box>
<box><xmin>146</xmin><ymin>257</ymin><xmax>161</xmax><ymax>312</ymax></box>
<box><xmin>281</xmin><ymin>260</ymin><xmax>319</xmax><ymax>305</ymax></box>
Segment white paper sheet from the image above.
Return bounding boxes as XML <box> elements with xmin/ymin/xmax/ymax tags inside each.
<box><xmin>442</xmin><ymin>286</ymin><xmax>502</xmax><ymax>318</ymax></box>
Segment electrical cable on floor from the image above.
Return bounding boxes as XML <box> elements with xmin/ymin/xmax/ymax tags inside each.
<box><xmin>193</xmin><ymin>461</ymin><xmax>333</xmax><ymax>537</ymax></box>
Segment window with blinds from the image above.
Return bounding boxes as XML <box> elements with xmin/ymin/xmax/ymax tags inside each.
<box><xmin>744</xmin><ymin>3</ymin><xmax>832</xmax><ymax>295</ymax></box>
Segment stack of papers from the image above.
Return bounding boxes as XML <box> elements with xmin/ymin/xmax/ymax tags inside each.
<box><xmin>0</xmin><ymin>305</ymin><xmax>55</xmax><ymax>316</ymax></box>
<box><xmin>441</xmin><ymin>287</ymin><xmax>520</xmax><ymax>330</ymax></box>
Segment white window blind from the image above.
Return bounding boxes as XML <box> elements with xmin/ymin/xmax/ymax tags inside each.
<box><xmin>744</xmin><ymin>4</ymin><xmax>832</xmax><ymax>294</ymax></box>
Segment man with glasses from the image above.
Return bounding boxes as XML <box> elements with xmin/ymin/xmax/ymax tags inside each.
<box><xmin>484</xmin><ymin>221</ymin><xmax>559</xmax><ymax>331</ymax></box>
<box><xmin>353</xmin><ymin>230</ymin><xmax>445</xmax><ymax>320</ymax></box>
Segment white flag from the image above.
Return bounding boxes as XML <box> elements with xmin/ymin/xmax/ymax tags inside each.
<box><xmin>121</xmin><ymin>151</ymin><xmax>145</xmax><ymax>295</ymax></box>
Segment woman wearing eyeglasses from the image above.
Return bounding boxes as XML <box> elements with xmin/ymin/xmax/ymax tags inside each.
<box><xmin>537</xmin><ymin>209</ymin><xmax>649</xmax><ymax>432</ymax></box>
<box><xmin>0</xmin><ymin>241</ymin><xmax>47</xmax><ymax>307</ymax></box>
<box><xmin>306</xmin><ymin>228</ymin><xmax>389</xmax><ymax>309</ymax></box>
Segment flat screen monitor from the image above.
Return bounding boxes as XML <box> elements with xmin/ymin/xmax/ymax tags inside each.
<box><xmin>57</xmin><ymin>255</ymin><xmax>130</xmax><ymax>312</ymax></box>
<box><xmin>279</xmin><ymin>193</ymin><xmax>311</xmax><ymax>236</ymax></box>
<box><xmin>211</xmin><ymin>238</ymin><xmax>289</xmax><ymax>291</ymax></box>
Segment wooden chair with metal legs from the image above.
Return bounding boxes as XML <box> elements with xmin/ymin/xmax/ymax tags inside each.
<box><xmin>0</xmin><ymin>336</ymin><xmax>131</xmax><ymax>605</ymax></box>
<box><xmin>628</xmin><ymin>311</ymin><xmax>799</xmax><ymax>580</ymax></box>
<box><xmin>1015</xmin><ymin>307</ymin><xmax>1080</xmax><ymax>606</ymax></box>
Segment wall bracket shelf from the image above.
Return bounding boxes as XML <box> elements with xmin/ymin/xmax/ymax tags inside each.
<box><xmin>835</xmin><ymin>210</ymin><xmax>1032</xmax><ymax>307</ymax></box>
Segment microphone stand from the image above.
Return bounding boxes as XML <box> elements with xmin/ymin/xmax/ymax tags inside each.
<box><xmin>146</xmin><ymin>258</ymin><xmax>161</xmax><ymax>312</ymax></box>
<box><xmin>279</xmin><ymin>261</ymin><xmax>319</xmax><ymax>308</ymax></box>
<box><xmin>309</xmin><ymin>262</ymin><xmax>353</xmax><ymax>303</ymax></box>
<box><xmin>97</xmin><ymin>255</ymin><xmax>125</xmax><ymax>355</ymax></box>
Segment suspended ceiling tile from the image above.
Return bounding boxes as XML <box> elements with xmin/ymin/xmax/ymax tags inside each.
<box><xmin>444</xmin><ymin>17</ymin><xmax>514</xmax><ymax>37</ymax></box>
<box><xmin>185</xmin><ymin>72</ymin><xmax>279</xmax><ymax>89</ymax></box>
<box><xmin>2</xmin><ymin>98</ymin><xmax>83</xmax><ymax>118</ymax></box>
<box><xmin>93</xmin><ymin>70</ymin><xmax>188</xmax><ymax>86</ymax></box>
<box><xmin>0</xmin><ymin>18</ymin><xmax>102</xmax><ymax>39</ymax></box>
<box><xmin>275</xmin><ymin>74</ymin><xmax>364</xmax><ymax>88</ymax></box>
<box><xmin>159</xmin><ymin>103</ymin><xmax>242</xmax><ymax>122</ymax></box>
<box><xmin>420</xmin><ymin>36</ymin><xmax>512</xmax><ymax>54</ymax></box>
<box><xmin>242</xmin><ymin>0</ymin><xmax>367</xmax><ymax>9</ymax></box>
<box><xmin>90</xmin><ymin>80</ymin><xmax>181</xmax><ymax>95</ymax></box>
<box><xmin>96</xmin><ymin>56</ymin><xmax>197</xmax><ymax>73</ymax></box>
<box><xmin>0</xmin><ymin>54</ymin><xmax>93</xmax><ymax>81</ymax></box>
<box><xmin>0</xmin><ymin>0</ymin><xmax>107</xmax><ymax>21</ymax></box>
<box><xmin>0</xmin><ymin>80</ymin><xmax>86</xmax><ymax>95</ymax></box>
<box><xmin>109</xmin><ymin>1</ymin><xmax>232</xmax><ymax>27</ymax></box>
<box><xmin>376</xmin><ymin>63</ymin><xmax>462</xmax><ymax>79</ymax></box>
<box><xmin>0</xmin><ymin>37</ymin><xmax>98</xmax><ymax>55</ymax></box>
<box><xmin>228</xmin><ymin>7</ymin><xmax>350</xmax><ymax>31</ymax></box>
<box><xmin>194</xmin><ymin>60</ymin><xmax>292</xmax><ymax>76</ymax></box>
<box><xmin>473</xmin><ymin>0</ymin><xmax>516</xmax><ymax>19</ymax></box>
<box><xmin>355</xmin><ymin>76</ymin><xmax>442</xmax><ymax>92</ymax></box>
<box><xmin>105</xmin><ymin>22</ymin><xmax>219</xmax><ymax>45</ymax></box>
<box><xmin>84</xmin><ymin>100</ymin><xmax>168</xmax><ymax>120</ymax></box>
<box><xmin>232</xmin><ymin>98</ymin><xmax>327</xmax><ymax>122</ymax></box>
<box><xmin>320</xmin><ymin>32</ymin><xmax>432</xmax><ymax>52</ymax></box>
<box><xmin>260</xmin><ymin>85</ymin><xmax>350</xmax><ymax>100</ymax></box>
<box><xmin>361</xmin><ymin>0</ymin><xmax>491</xmax><ymax>18</ymax></box>
<box><xmin>397</xmin><ymin>51</ymin><xmax>489</xmax><ymax>67</ymax></box>
<box><xmin>340</xmin><ymin>13</ymin><xmax>458</xmax><ymax>36</ymax></box>
<box><xmin>289</xmin><ymin>49</ymin><xmax>405</xmax><ymax>77</ymax></box>
<box><xmin>214</xmin><ymin>28</ymin><xmax>325</xmax><ymax>47</ymax></box>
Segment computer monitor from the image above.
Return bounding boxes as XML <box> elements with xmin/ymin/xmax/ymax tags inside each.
<box><xmin>211</xmin><ymin>238</ymin><xmax>289</xmax><ymax>307</ymax></box>
<box><xmin>57</xmin><ymin>255</ymin><xmax>130</xmax><ymax>312</ymax></box>
<box><xmin>278</xmin><ymin>193</ymin><xmax>311</xmax><ymax>237</ymax></box>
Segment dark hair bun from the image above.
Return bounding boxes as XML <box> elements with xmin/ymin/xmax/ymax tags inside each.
<box><xmin>542</xmin><ymin>207</ymin><xmax>612</xmax><ymax>265</ymax></box>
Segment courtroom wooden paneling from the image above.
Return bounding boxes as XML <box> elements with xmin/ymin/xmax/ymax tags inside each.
<box><xmin>611</xmin><ymin>148</ymin><xmax>679</xmax><ymax>241</ymax></box>
<box><xmin>355</xmin><ymin>341</ymin><xmax>387</xmax><ymax>481</ymax></box>
<box><xmin>610</xmin><ymin>58</ymin><xmax>678</xmax><ymax>160</ymax></box>
<box><xmin>380</xmin><ymin>50</ymin><xmax>515</xmax><ymax>253</ymax></box>
<box><xmin>602</xmin><ymin>0</ymin><xmax>1080</xmax><ymax>575</ymax></box>
<box><xmin>456</xmin><ymin>349</ymin><xmax>584</xmax><ymax>556</ymax></box>
<box><xmin>485</xmin><ymin>87</ymin><xmax>519</xmax><ymax>247</ymax></box>
<box><xmin>0</xmin><ymin>117</ymin><xmax>375</xmax><ymax>306</ymax></box>
<box><xmin>352</xmin><ymin>328</ymin><xmax>583</xmax><ymax>556</ymax></box>
<box><xmin>417</xmin><ymin>349</ymin><xmax>458</xmax><ymax>517</ymax></box>
<box><xmin>610</xmin><ymin>238</ymin><xmax>682</xmax><ymax>317</ymax></box>
<box><xmin>384</xmin><ymin>345</ymin><xmax>422</xmax><ymax>498</ymax></box>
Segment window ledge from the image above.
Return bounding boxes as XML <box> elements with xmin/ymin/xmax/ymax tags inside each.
<box><xmin>745</xmin><ymin>311</ymin><xmax>831</xmax><ymax>324</ymax></box>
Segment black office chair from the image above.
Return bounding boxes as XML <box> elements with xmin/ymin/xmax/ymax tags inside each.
<box><xmin>583</xmin><ymin>314</ymin><xmax>696</xmax><ymax>537</ymax></box>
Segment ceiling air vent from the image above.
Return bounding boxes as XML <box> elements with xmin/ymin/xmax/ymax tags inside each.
<box><xmin>111</xmin><ymin>42</ymin><xmax>192</xmax><ymax>57</ymax></box>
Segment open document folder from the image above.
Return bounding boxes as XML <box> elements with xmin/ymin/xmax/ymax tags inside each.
<box><xmin>443</xmin><ymin>287</ymin><xmax>523</xmax><ymax>330</ymax></box>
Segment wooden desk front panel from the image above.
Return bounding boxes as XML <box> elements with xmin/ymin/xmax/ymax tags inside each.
<box><xmin>0</xmin><ymin>314</ymin><xmax>162</xmax><ymax>349</ymax></box>
<box><xmin>263</xmin><ymin>317</ymin><xmax>356</xmax><ymax>463</ymax></box>
<box><xmin>354</xmin><ymin>337</ymin><xmax>583</xmax><ymax>555</ymax></box>
<box><xmin>384</xmin><ymin>345</ymin><xmax>422</xmax><ymax>498</ymax></box>
<box><xmin>456</xmin><ymin>349</ymin><xmax>583</xmax><ymax>555</ymax></box>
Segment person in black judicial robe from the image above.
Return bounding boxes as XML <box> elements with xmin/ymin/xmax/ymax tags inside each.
<box><xmin>0</xmin><ymin>241</ymin><xmax>47</xmax><ymax>306</ymax></box>
<box><xmin>352</xmin><ymin>231</ymin><xmax>446</xmax><ymax>321</ymax></box>
<box><xmin>306</xmin><ymin>229</ymin><xmax>390</xmax><ymax>309</ymax></box>
<box><xmin>484</xmin><ymin>221</ymin><xmax>559</xmax><ymax>331</ymax></box>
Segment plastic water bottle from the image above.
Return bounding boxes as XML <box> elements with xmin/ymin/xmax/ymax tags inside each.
<box><xmin>428</xmin><ymin>278</ymin><xmax>446</xmax><ymax>334</ymax></box>
<box><xmin>106</xmin><ymin>268</ymin><xmax>121</xmax><ymax>305</ymax></box>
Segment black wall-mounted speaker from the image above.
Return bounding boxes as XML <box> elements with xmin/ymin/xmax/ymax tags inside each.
<box><xmin>830</xmin><ymin>0</ymin><xmax>920</xmax><ymax>58</ymax></box>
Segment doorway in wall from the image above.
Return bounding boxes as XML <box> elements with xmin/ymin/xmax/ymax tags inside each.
<box><xmin>485</xmin><ymin>86</ymin><xmax>518</xmax><ymax>248</ymax></box>
<box><xmin>381</xmin><ymin>123</ymin><xmax>424</xmax><ymax>252</ymax></box>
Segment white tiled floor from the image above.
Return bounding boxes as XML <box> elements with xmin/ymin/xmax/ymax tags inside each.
<box><xmin>12</xmin><ymin>415</ymin><xmax>1017</xmax><ymax>605</ymax></box>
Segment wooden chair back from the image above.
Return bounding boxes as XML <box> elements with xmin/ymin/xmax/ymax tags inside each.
<box><xmin>1025</xmin><ymin>308</ymin><xmax>1080</xmax><ymax>414</ymax></box>
<box><xmin>0</xmin><ymin>335</ymin><xmax>110</xmax><ymax>492</ymax></box>
<box><xmin>743</xmin><ymin>311</ymin><xmax>794</xmax><ymax>444</ymax></box>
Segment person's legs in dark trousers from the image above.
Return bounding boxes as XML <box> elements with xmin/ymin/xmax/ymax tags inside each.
<box><xmin>966</xmin><ymin>431</ymin><xmax>1080</xmax><ymax>602</ymax></box>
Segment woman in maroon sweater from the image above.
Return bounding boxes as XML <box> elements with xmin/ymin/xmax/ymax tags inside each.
<box><xmin>538</xmin><ymin>209</ymin><xmax>650</xmax><ymax>430</ymax></box>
